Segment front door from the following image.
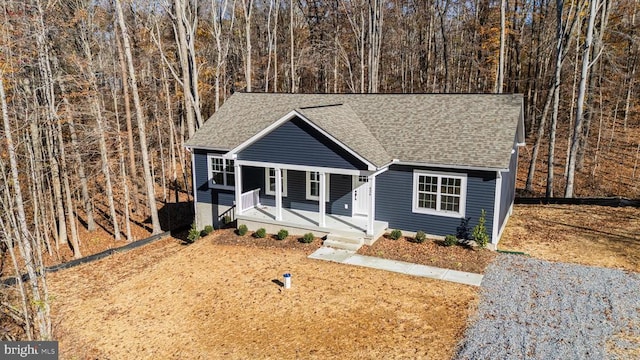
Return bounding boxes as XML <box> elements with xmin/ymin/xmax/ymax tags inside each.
<box><xmin>352</xmin><ymin>175</ymin><xmax>370</xmax><ymax>216</ymax></box>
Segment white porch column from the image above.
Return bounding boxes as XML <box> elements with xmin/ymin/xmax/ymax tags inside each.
<box><xmin>367</xmin><ymin>175</ymin><xmax>376</xmax><ymax>236</ymax></box>
<box><xmin>234</xmin><ymin>163</ymin><xmax>242</xmax><ymax>215</ymax></box>
<box><xmin>275</xmin><ymin>167</ymin><xmax>283</xmax><ymax>221</ymax></box>
<box><xmin>319</xmin><ymin>172</ymin><xmax>326</xmax><ymax>227</ymax></box>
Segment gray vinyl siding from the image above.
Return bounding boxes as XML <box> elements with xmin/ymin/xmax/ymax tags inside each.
<box><xmin>498</xmin><ymin>146</ymin><xmax>518</xmax><ymax>231</ymax></box>
<box><xmin>237</xmin><ymin>117</ymin><xmax>369</xmax><ymax>170</ymax></box>
<box><xmin>193</xmin><ymin>149</ymin><xmax>235</xmax><ymax>206</ymax></box>
<box><xmin>375</xmin><ymin>165</ymin><xmax>496</xmax><ymax>239</ymax></box>
<box><xmin>243</xmin><ymin>168</ymin><xmax>351</xmax><ymax>216</ymax></box>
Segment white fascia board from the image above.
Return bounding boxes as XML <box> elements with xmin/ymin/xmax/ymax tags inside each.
<box><xmin>396</xmin><ymin>161</ymin><xmax>507</xmax><ymax>173</ymax></box>
<box><xmin>227</xmin><ymin>109</ymin><xmax>377</xmax><ymax>171</ymax></box>
<box><xmin>184</xmin><ymin>144</ymin><xmax>230</xmax><ymax>152</ymax></box>
<box><xmin>235</xmin><ymin>160</ymin><xmax>362</xmax><ymax>176</ymax></box>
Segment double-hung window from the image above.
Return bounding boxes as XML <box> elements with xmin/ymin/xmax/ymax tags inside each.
<box><xmin>265</xmin><ymin>168</ymin><xmax>287</xmax><ymax>196</ymax></box>
<box><xmin>305</xmin><ymin>172</ymin><xmax>330</xmax><ymax>201</ymax></box>
<box><xmin>412</xmin><ymin>171</ymin><xmax>466</xmax><ymax>217</ymax></box>
<box><xmin>208</xmin><ymin>155</ymin><xmax>234</xmax><ymax>188</ymax></box>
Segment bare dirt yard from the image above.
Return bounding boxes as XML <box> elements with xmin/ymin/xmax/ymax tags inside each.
<box><xmin>499</xmin><ymin>204</ymin><xmax>640</xmax><ymax>272</ymax></box>
<box><xmin>48</xmin><ymin>230</ymin><xmax>478</xmax><ymax>359</ymax></box>
<box><xmin>46</xmin><ymin>205</ymin><xmax>639</xmax><ymax>359</ymax></box>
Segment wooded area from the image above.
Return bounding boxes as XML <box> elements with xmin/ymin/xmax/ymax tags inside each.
<box><xmin>0</xmin><ymin>0</ymin><xmax>638</xmax><ymax>341</ymax></box>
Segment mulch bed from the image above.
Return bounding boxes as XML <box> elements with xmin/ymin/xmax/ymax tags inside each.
<box><xmin>210</xmin><ymin>228</ymin><xmax>324</xmax><ymax>253</ymax></box>
<box><xmin>212</xmin><ymin>228</ymin><xmax>496</xmax><ymax>274</ymax></box>
<box><xmin>358</xmin><ymin>235</ymin><xmax>497</xmax><ymax>274</ymax></box>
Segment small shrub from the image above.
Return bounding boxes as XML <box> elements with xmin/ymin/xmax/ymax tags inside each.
<box><xmin>254</xmin><ymin>228</ymin><xmax>267</xmax><ymax>238</ymax></box>
<box><xmin>444</xmin><ymin>234</ymin><xmax>458</xmax><ymax>247</ymax></box>
<box><xmin>414</xmin><ymin>231</ymin><xmax>427</xmax><ymax>243</ymax></box>
<box><xmin>187</xmin><ymin>223</ymin><xmax>201</xmax><ymax>243</ymax></box>
<box><xmin>389</xmin><ymin>229</ymin><xmax>402</xmax><ymax>240</ymax></box>
<box><xmin>202</xmin><ymin>225</ymin><xmax>214</xmax><ymax>235</ymax></box>
<box><xmin>456</xmin><ymin>217</ymin><xmax>471</xmax><ymax>240</ymax></box>
<box><xmin>300</xmin><ymin>232</ymin><xmax>314</xmax><ymax>243</ymax></box>
<box><xmin>472</xmin><ymin>209</ymin><xmax>490</xmax><ymax>248</ymax></box>
<box><xmin>276</xmin><ymin>229</ymin><xmax>289</xmax><ymax>240</ymax></box>
<box><xmin>222</xmin><ymin>215</ymin><xmax>232</xmax><ymax>225</ymax></box>
<box><xmin>237</xmin><ymin>224</ymin><xmax>248</xmax><ymax>236</ymax></box>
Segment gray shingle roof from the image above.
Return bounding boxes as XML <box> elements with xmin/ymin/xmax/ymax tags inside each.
<box><xmin>185</xmin><ymin>93</ymin><xmax>523</xmax><ymax>170</ymax></box>
<box><xmin>296</xmin><ymin>104</ymin><xmax>390</xmax><ymax>167</ymax></box>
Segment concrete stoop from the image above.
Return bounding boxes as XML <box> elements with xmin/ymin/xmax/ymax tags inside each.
<box><xmin>323</xmin><ymin>233</ymin><xmax>364</xmax><ymax>251</ymax></box>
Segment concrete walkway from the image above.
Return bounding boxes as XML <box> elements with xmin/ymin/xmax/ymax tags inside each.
<box><xmin>308</xmin><ymin>247</ymin><xmax>483</xmax><ymax>286</ymax></box>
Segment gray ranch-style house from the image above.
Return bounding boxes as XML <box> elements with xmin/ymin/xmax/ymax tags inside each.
<box><xmin>185</xmin><ymin>93</ymin><xmax>525</xmax><ymax>249</ymax></box>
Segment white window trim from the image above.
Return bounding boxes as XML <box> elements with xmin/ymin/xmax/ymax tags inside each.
<box><xmin>265</xmin><ymin>168</ymin><xmax>288</xmax><ymax>197</ymax></box>
<box><xmin>412</xmin><ymin>170</ymin><xmax>467</xmax><ymax>218</ymax></box>
<box><xmin>207</xmin><ymin>155</ymin><xmax>235</xmax><ymax>190</ymax></box>
<box><xmin>305</xmin><ymin>171</ymin><xmax>330</xmax><ymax>201</ymax></box>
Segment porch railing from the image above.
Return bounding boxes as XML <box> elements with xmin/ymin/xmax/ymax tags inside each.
<box><xmin>217</xmin><ymin>205</ymin><xmax>236</xmax><ymax>228</ymax></box>
<box><xmin>240</xmin><ymin>188</ymin><xmax>261</xmax><ymax>213</ymax></box>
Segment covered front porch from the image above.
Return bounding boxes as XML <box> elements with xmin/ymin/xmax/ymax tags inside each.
<box><xmin>232</xmin><ymin>156</ymin><xmax>388</xmax><ymax>239</ymax></box>
<box><xmin>236</xmin><ymin>204</ymin><xmax>388</xmax><ymax>244</ymax></box>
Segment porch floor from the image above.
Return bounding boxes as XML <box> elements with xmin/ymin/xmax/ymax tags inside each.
<box><xmin>237</xmin><ymin>205</ymin><xmax>388</xmax><ymax>240</ymax></box>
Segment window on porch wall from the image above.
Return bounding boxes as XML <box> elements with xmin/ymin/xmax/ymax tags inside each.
<box><xmin>265</xmin><ymin>168</ymin><xmax>287</xmax><ymax>196</ymax></box>
<box><xmin>306</xmin><ymin>172</ymin><xmax>330</xmax><ymax>201</ymax></box>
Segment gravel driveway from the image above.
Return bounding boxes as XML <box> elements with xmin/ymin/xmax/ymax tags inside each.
<box><xmin>455</xmin><ymin>255</ymin><xmax>640</xmax><ymax>360</ymax></box>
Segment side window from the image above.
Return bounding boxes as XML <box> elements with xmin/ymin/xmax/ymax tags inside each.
<box><xmin>208</xmin><ymin>156</ymin><xmax>235</xmax><ymax>188</ymax></box>
<box><xmin>265</xmin><ymin>168</ymin><xmax>288</xmax><ymax>196</ymax></box>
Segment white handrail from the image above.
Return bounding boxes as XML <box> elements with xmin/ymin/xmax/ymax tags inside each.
<box><xmin>240</xmin><ymin>188</ymin><xmax>261</xmax><ymax>212</ymax></box>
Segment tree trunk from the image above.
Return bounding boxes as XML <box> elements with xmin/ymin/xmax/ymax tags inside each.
<box><xmin>367</xmin><ymin>0</ymin><xmax>383</xmax><ymax>93</ymax></box>
<box><xmin>525</xmin><ymin>86</ymin><xmax>554</xmax><ymax>193</ymax></box>
<box><xmin>55</xmin><ymin>101</ymin><xmax>81</xmax><ymax>257</ymax></box>
<box><xmin>242</xmin><ymin>0</ymin><xmax>254</xmax><ymax>92</ymax></box>
<box><xmin>495</xmin><ymin>0</ymin><xmax>506</xmax><ymax>93</ymax></box>
<box><xmin>114</xmin><ymin>0</ymin><xmax>162</xmax><ymax>234</ymax></box>
<box><xmin>60</xmin><ymin>85</ymin><xmax>96</xmax><ymax>232</ymax></box>
<box><xmin>290</xmin><ymin>0</ymin><xmax>296</xmax><ymax>92</ymax></box>
<box><xmin>114</xmin><ymin>22</ymin><xmax>140</xmax><ymax>213</ymax></box>
<box><xmin>1</xmin><ymin>71</ymin><xmax>52</xmax><ymax>340</ymax></box>
<box><xmin>576</xmin><ymin>0</ymin><xmax>611</xmax><ymax>170</ymax></box>
<box><xmin>174</xmin><ymin>0</ymin><xmax>197</xmax><ymax>137</ymax></box>
<box><xmin>565</xmin><ymin>0</ymin><xmax>598</xmax><ymax>198</ymax></box>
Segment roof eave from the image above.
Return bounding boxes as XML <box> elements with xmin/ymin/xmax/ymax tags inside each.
<box><xmin>395</xmin><ymin>160</ymin><xmax>509</xmax><ymax>173</ymax></box>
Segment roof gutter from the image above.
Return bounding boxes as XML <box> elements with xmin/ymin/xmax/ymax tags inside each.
<box><xmin>375</xmin><ymin>158</ymin><xmax>399</xmax><ymax>173</ymax></box>
<box><xmin>183</xmin><ymin>144</ymin><xmax>231</xmax><ymax>152</ymax></box>
<box><xmin>394</xmin><ymin>160</ymin><xmax>508</xmax><ymax>173</ymax></box>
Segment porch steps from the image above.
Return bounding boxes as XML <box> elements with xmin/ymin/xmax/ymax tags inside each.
<box><xmin>323</xmin><ymin>233</ymin><xmax>364</xmax><ymax>252</ymax></box>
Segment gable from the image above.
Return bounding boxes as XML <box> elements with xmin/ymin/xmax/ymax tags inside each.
<box><xmin>237</xmin><ymin>117</ymin><xmax>370</xmax><ymax>170</ymax></box>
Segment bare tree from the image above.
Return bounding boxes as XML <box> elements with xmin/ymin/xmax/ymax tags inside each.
<box><xmin>495</xmin><ymin>0</ymin><xmax>506</xmax><ymax>93</ymax></box>
<box><xmin>1</xmin><ymin>71</ymin><xmax>52</xmax><ymax>340</ymax></box>
<box><xmin>212</xmin><ymin>0</ymin><xmax>236</xmax><ymax>107</ymax></box>
<box><xmin>115</xmin><ymin>0</ymin><xmax>163</xmax><ymax>234</ymax></box>
<box><xmin>241</xmin><ymin>0</ymin><xmax>255</xmax><ymax>91</ymax></box>
<box><xmin>565</xmin><ymin>0</ymin><xmax>599</xmax><ymax>197</ymax></box>
<box><xmin>367</xmin><ymin>0</ymin><xmax>384</xmax><ymax>93</ymax></box>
